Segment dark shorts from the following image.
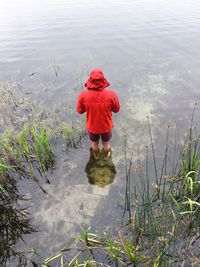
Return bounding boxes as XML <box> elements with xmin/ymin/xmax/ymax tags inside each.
<box><xmin>88</xmin><ymin>131</ymin><xmax>112</xmax><ymax>142</ymax></box>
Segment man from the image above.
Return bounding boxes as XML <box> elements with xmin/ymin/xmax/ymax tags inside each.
<box><xmin>76</xmin><ymin>68</ymin><xmax>120</xmax><ymax>160</ymax></box>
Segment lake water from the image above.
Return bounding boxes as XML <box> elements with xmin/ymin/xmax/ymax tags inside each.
<box><xmin>1</xmin><ymin>0</ymin><xmax>200</xmax><ymax>265</ymax></box>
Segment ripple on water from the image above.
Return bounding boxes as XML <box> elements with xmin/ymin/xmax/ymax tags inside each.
<box><xmin>1</xmin><ymin>0</ymin><xmax>200</xmax><ymax>264</ymax></box>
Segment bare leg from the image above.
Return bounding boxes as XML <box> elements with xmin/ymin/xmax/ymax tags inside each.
<box><xmin>92</xmin><ymin>140</ymin><xmax>100</xmax><ymax>159</ymax></box>
<box><xmin>102</xmin><ymin>141</ymin><xmax>111</xmax><ymax>160</ymax></box>
<box><xmin>102</xmin><ymin>141</ymin><xmax>110</xmax><ymax>152</ymax></box>
<box><xmin>92</xmin><ymin>140</ymin><xmax>99</xmax><ymax>151</ymax></box>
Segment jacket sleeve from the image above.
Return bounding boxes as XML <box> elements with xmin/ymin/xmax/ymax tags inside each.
<box><xmin>112</xmin><ymin>92</ymin><xmax>120</xmax><ymax>113</ymax></box>
<box><xmin>76</xmin><ymin>93</ymin><xmax>86</xmax><ymax>114</ymax></box>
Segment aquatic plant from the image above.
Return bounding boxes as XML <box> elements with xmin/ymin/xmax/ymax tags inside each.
<box><xmin>40</xmin><ymin>106</ymin><xmax>200</xmax><ymax>267</ymax></box>
<box><xmin>124</xmin><ymin>135</ymin><xmax>133</xmax><ymax>220</ymax></box>
<box><xmin>31</xmin><ymin>126</ymin><xmax>53</xmax><ymax>172</ymax></box>
<box><xmin>0</xmin><ymin>86</ymin><xmax>85</xmax><ymax>181</ymax></box>
<box><xmin>0</xmin><ymin>83</ymin><xmax>87</xmax><ymax>266</ymax></box>
<box><xmin>129</xmin><ymin>110</ymin><xmax>200</xmax><ymax>265</ymax></box>
<box><xmin>42</xmin><ymin>227</ymin><xmax>149</xmax><ymax>267</ymax></box>
<box><xmin>0</xmin><ymin>158</ymin><xmax>12</xmax><ymax>175</ymax></box>
<box><xmin>60</xmin><ymin>122</ymin><xmax>86</xmax><ymax>150</ymax></box>
<box><xmin>0</xmin><ymin>167</ymin><xmax>36</xmax><ymax>267</ymax></box>
<box><xmin>2</xmin><ymin>80</ymin><xmax>200</xmax><ymax>266</ymax></box>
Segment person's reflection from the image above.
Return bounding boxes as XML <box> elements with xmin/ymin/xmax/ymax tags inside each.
<box><xmin>85</xmin><ymin>148</ymin><xmax>117</xmax><ymax>187</ymax></box>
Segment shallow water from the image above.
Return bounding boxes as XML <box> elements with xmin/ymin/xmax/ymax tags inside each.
<box><xmin>1</xmin><ymin>0</ymin><xmax>200</xmax><ymax>265</ymax></box>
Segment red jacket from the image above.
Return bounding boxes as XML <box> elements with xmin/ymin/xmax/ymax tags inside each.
<box><xmin>76</xmin><ymin>69</ymin><xmax>120</xmax><ymax>134</ymax></box>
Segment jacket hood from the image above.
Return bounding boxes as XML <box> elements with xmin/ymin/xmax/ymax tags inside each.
<box><xmin>84</xmin><ymin>69</ymin><xmax>110</xmax><ymax>91</ymax></box>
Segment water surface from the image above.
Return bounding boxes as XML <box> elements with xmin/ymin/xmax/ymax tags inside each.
<box><xmin>1</xmin><ymin>0</ymin><xmax>200</xmax><ymax>265</ymax></box>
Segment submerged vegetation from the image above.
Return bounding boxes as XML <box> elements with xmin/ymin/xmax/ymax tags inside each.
<box><xmin>1</xmin><ymin>80</ymin><xmax>200</xmax><ymax>266</ymax></box>
<box><xmin>0</xmin><ymin>82</ymin><xmax>86</xmax><ymax>267</ymax></box>
<box><xmin>0</xmin><ymin>82</ymin><xmax>85</xmax><ymax>180</ymax></box>
<box><xmin>41</xmin><ymin>105</ymin><xmax>200</xmax><ymax>267</ymax></box>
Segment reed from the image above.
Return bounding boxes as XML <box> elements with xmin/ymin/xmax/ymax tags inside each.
<box><xmin>122</xmin><ymin>106</ymin><xmax>200</xmax><ymax>266</ymax></box>
<box><xmin>124</xmin><ymin>135</ymin><xmax>133</xmax><ymax>220</ymax></box>
<box><xmin>178</xmin><ymin>131</ymin><xmax>200</xmax><ymax>198</ymax></box>
<box><xmin>147</xmin><ymin>117</ymin><xmax>159</xmax><ymax>197</ymax></box>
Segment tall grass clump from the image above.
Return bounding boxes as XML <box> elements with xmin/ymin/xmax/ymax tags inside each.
<box><xmin>125</xmin><ymin>106</ymin><xmax>200</xmax><ymax>266</ymax></box>
<box><xmin>31</xmin><ymin>126</ymin><xmax>53</xmax><ymax>172</ymax></box>
<box><xmin>0</xmin><ymin>85</ymin><xmax>85</xmax><ymax>181</ymax></box>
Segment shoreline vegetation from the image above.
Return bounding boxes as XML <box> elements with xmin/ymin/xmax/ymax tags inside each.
<box><xmin>0</xmin><ymin>83</ymin><xmax>85</xmax><ymax>267</ymax></box>
<box><xmin>1</xmin><ymin>83</ymin><xmax>200</xmax><ymax>266</ymax></box>
<box><xmin>42</xmin><ymin>105</ymin><xmax>200</xmax><ymax>267</ymax></box>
